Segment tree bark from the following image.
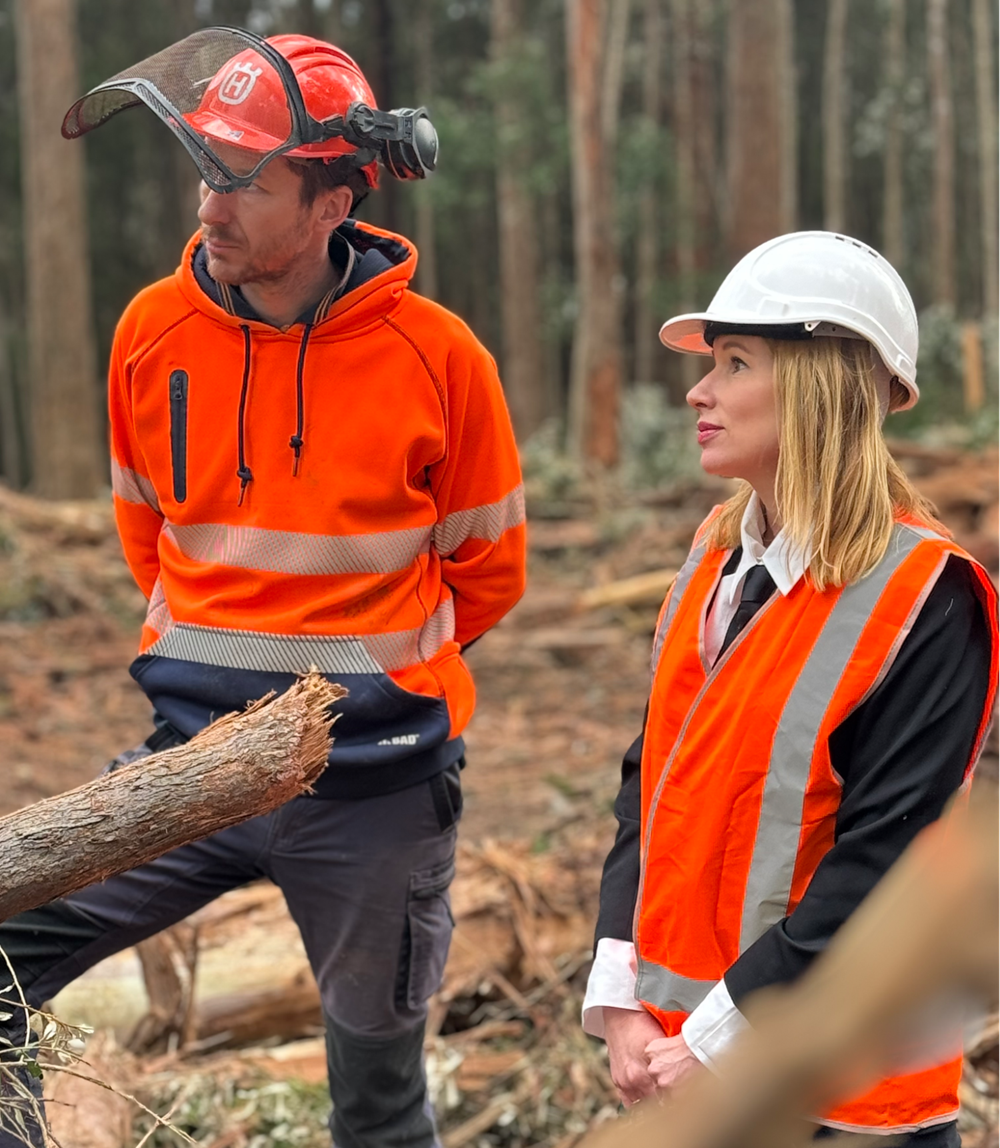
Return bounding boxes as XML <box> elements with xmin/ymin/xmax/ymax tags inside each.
<box><xmin>822</xmin><ymin>0</ymin><xmax>848</xmax><ymax>233</ymax></box>
<box><xmin>927</xmin><ymin>0</ymin><xmax>956</xmax><ymax>308</ymax></box>
<box><xmin>724</xmin><ymin>0</ymin><xmax>797</xmax><ymax>260</ymax></box>
<box><xmin>567</xmin><ymin>0</ymin><xmax>624</xmax><ymax>466</ymax></box>
<box><xmin>882</xmin><ymin>0</ymin><xmax>905</xmax><ymax>270</ymax></box>
<box><xmin>413</xmin><ymin>0</ymin><xmax>439</xmax><ymax>302</ymax></box>
<box><xmin>634</xmin><ymin>0</ymin><xmax>663</xmax><ymax>387</ymax></box>
<box><xmin>14</xmin><ymin>0</ymin><xmax>104</xmax><ymax>499</ymax></box>
<box><xmin>0</xmin><ymin>675</ymin><xmax>344</xmax><ymax>923</ymax></box>
<box><xmin>492</xmin><ymin>0</ymin><xmax>548</xmax><ymax>441</ymax></box>
<box><xmin>971</xmin><ymin>0</ymin><xmax>998</xmax><ymax>317</ymax></box>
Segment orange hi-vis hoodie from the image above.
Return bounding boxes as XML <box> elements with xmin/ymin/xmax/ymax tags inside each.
<box><xmin>109</xmin><ymin>220</ymin><xmax>526</xmax><ymax>798</ymax></box>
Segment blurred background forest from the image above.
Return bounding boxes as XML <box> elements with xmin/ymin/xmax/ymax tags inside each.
<box><xmin>0</xmin><ymin>0</ymin><xmax>996</xmax><ymax>503</ymax></box>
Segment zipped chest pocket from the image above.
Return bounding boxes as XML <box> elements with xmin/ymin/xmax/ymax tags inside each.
<box><xmin>169</xmin><ymin>370</ymin><xmax>188</xmax><ymax>503</ymax></box>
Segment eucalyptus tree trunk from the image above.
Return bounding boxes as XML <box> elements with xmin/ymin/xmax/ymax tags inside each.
<box><xmin>634</xmin><ymin>0</ymin><xmax>663</xmax><ymax>386</ymax></box>
<box><xmin>566</xmin><ymin>0</ymin><xmax>624</xmax><ymax>466</ymax></box>
<box><xmin>724</xmin><ymin>0</ymin><xmax>797</xmax><ymax>260</ymax></box>
<box><xmin>413</xmin><ymin>0</ymin><xmax>439</xmax><ymax>301</ymax></box>
<box><xmin>927</xmin><ymin>0</ymin><xmax>956</xmax><ymax>308</ymax></box>
<box><xmin>822</xmin><ymin>0</ymin><xmax>849</xmax><ymax>233</ymax></box>
<box><xmin>15</xmin><ymin>0</ymin><xmax>104</xmax><ymax>499</ymax></box>
<box><xmin>492</xmin><ymin>0</ymin><xmax>547</xmax><ymax>440</ymax></box>
<box><xmin>971</xmin><ymin>0</ymin><xmax>998</xmax><ymax>317</ymax></box>
<box><xmin>882</xmin><ymin>0</ymin><xmax>905</xmax><ymax>270</ymax></box>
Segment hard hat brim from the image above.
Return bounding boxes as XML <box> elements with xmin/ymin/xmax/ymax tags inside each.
<box><xmin>658</xmin><ymin>312</ymin><xmax>920</xmax><ymax>412</ymax></box>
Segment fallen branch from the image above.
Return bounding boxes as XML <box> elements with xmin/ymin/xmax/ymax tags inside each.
<box><xmin>0</xmin><ymin>673</ymin><xmax>345</xmax><ymax>922</ymax></box>
<box><xmin>576</xmin><ymin>569</ymin><xmax>676</xmax><ymax>612</ymax></box>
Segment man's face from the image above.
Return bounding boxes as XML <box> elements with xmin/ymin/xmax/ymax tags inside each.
<box><xmin>196</xmin><ymin>150</ymin><xmax>325</xmax><ymax>286</ymax></box>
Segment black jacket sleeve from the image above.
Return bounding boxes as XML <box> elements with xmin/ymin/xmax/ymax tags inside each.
<box><xmin>594</xmin><ymin>706</ymin><xmax>647</xmax><ymax>945</ymax></box>
<box><xmin>725</xmin><ymin>555</ymin><xmax>992</xmax><ymax>1005</ymax></box>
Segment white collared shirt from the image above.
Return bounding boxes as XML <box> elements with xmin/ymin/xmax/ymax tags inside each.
<box><xmin>582</xmin><ymin>495</ymin><xmax>810</xmax><ymax>1068</ymax></box>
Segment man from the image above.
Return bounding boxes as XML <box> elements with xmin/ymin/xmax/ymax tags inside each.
<box><xmin>0</xmin><ymin>31</ymin><xmax>525</xmax><ymax>1148</ymax></box>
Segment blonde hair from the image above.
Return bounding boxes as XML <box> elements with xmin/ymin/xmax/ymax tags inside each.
<box><xmin>707</xmin><ymin>337</ymin><xmax>946</xmax><ymax>589</ymax></box>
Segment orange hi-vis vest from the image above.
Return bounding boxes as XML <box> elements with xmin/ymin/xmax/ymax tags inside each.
<box><xmin>636</xmin><ymin>513</ymin><xmax>998</xmax><ymax>1134</ymax></box>
<box><xmin>108</xmin><ymin>222</ymin><xmax>525</xmax><ymax>793</ymax></box>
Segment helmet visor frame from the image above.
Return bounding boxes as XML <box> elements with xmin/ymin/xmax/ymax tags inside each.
<box><xmin>63</xmin><ymin>26</ymin><xmax>340</xmax><ymax>193</ymax></box>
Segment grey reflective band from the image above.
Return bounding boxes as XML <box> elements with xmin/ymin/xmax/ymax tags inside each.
<box><xmin>111</xmin><ymin>460</ymin><xmax>161</xmax><ymax>513</ymax></box>
<box><xmin>739</xmin><ymin>523</ymin><xmax>929</xmax><ymax>949</ymax></box>
<box><xmin>163</xmin><ymin>521</ymin><xmax>432</xmax><ymax>577</ymax></box>
<box><xmin>144</xmin><ymin>596</ymin><xmax>455</xmax><ymax>674</ymax></box>
<box><xmin>636</xmin><ymin>524</ymin><xmax>938</xmax><ymax>1008</ymax></box>
<box><xmin>651</xmin><ymin>539</ymin><xmax>708</xmax><ymax>675</ymax></box>
<box><xmin>432</xmin><ymin>484</ymin><xmax>525</xmax><ymax>557</ymax></box>
<box><xmin>634</xmin><ymin>961</ymin><xmax>715</xmax><ymax>1014</ymax></box>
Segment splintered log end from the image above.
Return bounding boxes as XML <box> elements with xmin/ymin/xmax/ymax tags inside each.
<box><xmin>179</xmin><ymin>671</ymin><xmax>348</xmax><ymax>798</ymax></box>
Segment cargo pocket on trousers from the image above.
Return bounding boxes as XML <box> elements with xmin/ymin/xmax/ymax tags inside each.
<box><xmin>398</xmin><ymin>857</ymin><xmax>456</xmax><ymax>1011</ymax></box>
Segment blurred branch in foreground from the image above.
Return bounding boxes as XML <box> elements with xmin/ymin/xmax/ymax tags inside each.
<box><xmin>583</xmin><ymin>776</ymin><xmax>998</xmax><ymax>1148</ymax></box>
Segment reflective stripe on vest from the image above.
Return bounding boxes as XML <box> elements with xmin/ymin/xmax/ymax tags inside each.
<box><xmin>432</xmin><ymin>485</ymin><xmax>526</xmax><ymax>556</ymax></box>
<box><xmin>143</xmin><ymin>592</ymin><xmax>455</xmax><ymax>674</ymax></box>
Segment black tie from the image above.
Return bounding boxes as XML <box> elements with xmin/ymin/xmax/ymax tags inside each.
<box><xmin>719</xmin><ymin>563</ymin><xmax>776</xmax><ymax>658</ymax></box>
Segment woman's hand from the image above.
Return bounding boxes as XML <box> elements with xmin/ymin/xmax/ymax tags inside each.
<box><xmin>603</xmin><ymin>1007</ymin><xmax>665</xmax><ymax>1107</ymax></box>
<box><xmin>644</xmin><ymin>1032</ymin><xmax>702</xmax><ymax>1092</ymax></box>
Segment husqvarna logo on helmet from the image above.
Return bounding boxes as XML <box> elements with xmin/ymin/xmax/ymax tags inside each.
<box><xmin>217</xmin><ymin>61</ymin><xmax>263</xmax><ymax>105</ymax></box>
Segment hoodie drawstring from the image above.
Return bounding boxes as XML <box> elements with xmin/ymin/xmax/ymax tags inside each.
<box><xmin>236</xmin><ymin>324</ymin><xmax>253</xmax><ymax>505</ymax></box>
<box><xmin>290</xmin><ymin>323</ymin><xmax>313</xmax><ymax>477</ymax></box>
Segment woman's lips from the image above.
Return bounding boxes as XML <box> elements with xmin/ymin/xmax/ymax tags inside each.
<box><xmin>697</xmin><ymin>422</ymin><xmax>723</xmax><ymax>445</ymax></box>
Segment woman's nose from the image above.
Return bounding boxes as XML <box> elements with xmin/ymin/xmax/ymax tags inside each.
<box><xmin>686</xmin><ymin>369</ymin><xmax>715</xmax><ymax>410</ymax></box>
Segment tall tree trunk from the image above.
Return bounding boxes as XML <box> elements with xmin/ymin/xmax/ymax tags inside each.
<box><xmin>0</xmin><ymin>303</ymin><xmax>24</xmax><ymax>488</ymax></box>
<box><xmin>413</xmin><ymin>0</ymin><xmax>439</xmax><ymax>301</ymax></box>
<box><xmin>567</xmin><ymin>0</ymin><xmax>624</xmax><ymax>466</ymax></box>
<box><xmin>724</xmin><ymin>0</ymin><xmax>797</xmax><ymax>260</ymax></box>
<box><xmin>971</xmin><ymin>0</ymin><xmax>998</xmax><ymax>317</ymax></box>
<box><xmin>822</xmin><ymin>0</ymin><xmax>849</xmax><ymax>233</ymax></box>
<box><xmin>15</xmin><ymin>0</ymin><xmax>103</xmax><ymax>499</ymax></box>
<box><xmin>927</xmin><ymin>0</ymin><xmax>956</xmax><ymax>308</ymax></box>
<box><xmin>634</xmin><ymin>0</ymin><xmax>663</xmax><ymax>386</ymax></box>
<box><xmin>882</xmin><ymin>0</ymin><xmax>905</xmax><ymax>270</ymax></box>
<box><xmin>366</xmin><ymin>0</ymin><xmax>400</xmax><ymax>235</ymax></box>
<box><xmin>601</xmin><ymin>0</ymin><xmax>632</xmax><ymax>155</ymax></box>
<box><xmin>671</xmin><ymin>0</ymin><xmax>702</xmax><ymax>398</ymax></box>
<box><xmin>492</xmin><ymin>0</ymin><xmax>548</xmax><ymax>441</ymax></box>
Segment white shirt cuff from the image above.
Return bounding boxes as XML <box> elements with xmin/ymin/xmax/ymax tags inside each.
<box><xmin>680</xmin><ymin>979</ymin><xmax>750</xmax><ymax>1072</ymax></box>
<box><xmin>581</xmin><ymin>938</ymin><xmax>644</xmax><ymax>1039</ymax></box>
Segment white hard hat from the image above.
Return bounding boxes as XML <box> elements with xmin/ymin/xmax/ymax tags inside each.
<box><xmin>659</xmin><ymin>231</ymin><xmax>919</xmax><ymax>411</ymax></box>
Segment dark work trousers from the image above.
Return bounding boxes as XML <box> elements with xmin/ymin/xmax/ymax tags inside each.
<box><xmin>812</xmin><ymin>1120</ymin><xmax>960</xmax><ymax>1145</ymax></box>
<box><xmin>0</xmin><ymin>755</ymin><xmax>462</xmax><ymax>1148</ymax></box>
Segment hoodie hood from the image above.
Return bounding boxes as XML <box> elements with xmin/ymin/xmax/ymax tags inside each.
<box><xmin>176</xmin><ymin>217</ymin><xmax>418</xmax><ymax>334</ymax></box>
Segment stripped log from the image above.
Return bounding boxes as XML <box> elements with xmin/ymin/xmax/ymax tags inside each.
<box><xmin>0</xmin><ymin>674</ymin><xmax>345</xmax><ymax>922</ymax></box>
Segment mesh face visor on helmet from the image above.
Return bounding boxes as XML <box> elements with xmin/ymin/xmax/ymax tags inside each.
<box><xmin>62</xmin><ymin>26</ymin><xmax>438</xmax><ymax>192</ymax></box>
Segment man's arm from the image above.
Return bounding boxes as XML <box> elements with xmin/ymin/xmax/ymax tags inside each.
<box><xmin>426</xmin><ymin>339</ymin><xmax>526</xmax><ymax>646</ymax></box>
<box><xmin>108</xmin><ymin>328</ymin><xmax>163</xmax><ymax>599</ymax></box>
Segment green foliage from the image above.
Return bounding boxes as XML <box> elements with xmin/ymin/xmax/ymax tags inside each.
<box><xmin>619</xmin><ymin>383</ymin><xmax>703</xmax><ymax>491</ymax></box>
<box><xmin>134</xmin><ymin>1073</ymin><xmax>332</xmax><ymax>1147</ymax></box>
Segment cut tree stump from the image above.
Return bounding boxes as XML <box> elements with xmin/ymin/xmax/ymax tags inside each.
<box><xmin>0</xmin><ymin>674</ymin><xmax>345</xmax><ymax>922</ymax></box>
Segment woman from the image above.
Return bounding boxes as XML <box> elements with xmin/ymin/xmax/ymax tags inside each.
<box><xmin>582</xmin><ymin>231</ymin><xmax>997</xmax><ymax>1145</ymax></box>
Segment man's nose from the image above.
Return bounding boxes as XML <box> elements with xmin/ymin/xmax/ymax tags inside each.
<box><xmin>198</xmin><ymin>186</ymin><xmax>230</xmax><ymax>226</ymax></box>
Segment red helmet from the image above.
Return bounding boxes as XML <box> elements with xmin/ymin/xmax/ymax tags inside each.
<box><xmin>185</xmin><ymin>33</ymin><xmax>380</xmax><ymax>187</ymax></box>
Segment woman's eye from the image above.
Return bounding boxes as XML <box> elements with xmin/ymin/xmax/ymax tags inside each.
<box><xmin>730</xmin><ymin>356</ymin><xmax>747</xmax><ymax>371</ymax></box>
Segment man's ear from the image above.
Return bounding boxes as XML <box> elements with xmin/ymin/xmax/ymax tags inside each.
<box><xmin>316</xmin><ymin>185</ymin><xmax>354</xmax><ymax>231</ymax></box>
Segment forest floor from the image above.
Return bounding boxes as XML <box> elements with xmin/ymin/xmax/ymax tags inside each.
<box><xmin>0</xmin><ymin>442</ymin><xmax>995</xmax><ymax>1147</ymax></box>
